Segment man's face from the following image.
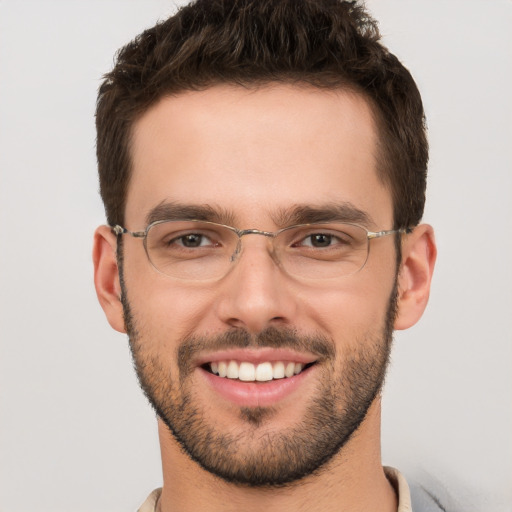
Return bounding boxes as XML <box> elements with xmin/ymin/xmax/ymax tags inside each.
<box><xmin>121</xmin><ymin>85</ymin><xmax>398</xmax><ymax>486</ymax></box>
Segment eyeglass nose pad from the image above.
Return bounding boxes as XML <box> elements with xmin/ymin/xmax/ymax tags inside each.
<box><xmin>230</xmin><ymin>238</ymin><xmax>243</xmax><ymax>263</ymax></box>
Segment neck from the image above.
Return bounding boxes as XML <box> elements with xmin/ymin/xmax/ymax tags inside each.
<box><xmin>156</xmin><ymin>399</ymin><xmax>397</xmax><ymax>512</ymax></box>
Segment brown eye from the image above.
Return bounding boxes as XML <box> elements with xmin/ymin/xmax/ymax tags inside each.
<box><xmin>179</xmin><ymin>234</ymin><xmax>205</xmax><ymax>247</ymax></box>
<box><xmin>308</xmin><ymin>234</ymin><xmax>333</xmax><ymax>247</ymax></box>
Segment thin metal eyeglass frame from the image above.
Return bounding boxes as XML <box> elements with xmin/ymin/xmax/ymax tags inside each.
<box><xmin>111</xmin><ymin>220</ymin><xmax>410</xmax><ymax>279</ymax></box>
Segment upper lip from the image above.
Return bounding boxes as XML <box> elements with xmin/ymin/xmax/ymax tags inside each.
<box><xmin>195</xmin><ymin>348</ymin><xmax>319</xmax><ymax>367</ymax></box>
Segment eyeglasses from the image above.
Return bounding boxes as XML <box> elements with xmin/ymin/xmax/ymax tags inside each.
<box><xmin>112</xmin><ymin>220</ymin><xmax>408</xmax><ymax>281</ymax></box>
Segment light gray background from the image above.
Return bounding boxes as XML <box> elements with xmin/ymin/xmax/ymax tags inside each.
<box><xmin>0</xmin><ymin>1</ymin><xmax>511</xmax><ymax>511</ymax></box>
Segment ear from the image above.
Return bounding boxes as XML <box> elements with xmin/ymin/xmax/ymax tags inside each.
<box><xmin>93</xmin><ymin>225</ymin><xmax>126</xmax><ymax>333</ymax></box>
<box><xmin>394</xmin><ymin>224</ymin><xmax>437</xmax><ymax>330</ymax></box>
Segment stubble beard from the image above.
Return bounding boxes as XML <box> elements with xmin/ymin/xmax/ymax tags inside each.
<box><xmin>120</xmin><ymin>270</ymin><xmax>397</xmax><ymax>488</ymax></box>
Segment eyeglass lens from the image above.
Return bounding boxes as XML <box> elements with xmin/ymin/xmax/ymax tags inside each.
<box><xmin>144</xmin><ymin>220</ymin><xmax>371</xmax><ymax>280</ymax></box>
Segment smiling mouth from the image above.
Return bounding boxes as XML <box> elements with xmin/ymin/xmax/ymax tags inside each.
<box><xmin>202</xmin><ymin>360</ymin><xmax>316</xmax><ymax>382</ymax></box>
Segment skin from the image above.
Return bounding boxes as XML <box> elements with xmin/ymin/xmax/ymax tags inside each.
<box><xmin>94</xmin><ymin>84</ymin><xmax>436</xmax><ymax>512</ymax></box>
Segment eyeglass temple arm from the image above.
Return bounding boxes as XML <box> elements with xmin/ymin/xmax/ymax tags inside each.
<box><xmin>111</xmin><ymin>225</ymin><xmax>146</xmax><ymax>238</ymax></box>
<box><xmin>367</xmin><ymin>227</ymin><xmax>412</xmax><ymax>240</ymax></box>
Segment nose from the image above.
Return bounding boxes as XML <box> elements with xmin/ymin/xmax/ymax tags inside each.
<box><xmin>215</xmin><ymin>238</ymin><xmax>298</xmax><ymax>334</ymax></box>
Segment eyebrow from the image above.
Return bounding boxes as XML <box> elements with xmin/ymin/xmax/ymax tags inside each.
<box><xmin>272</xmin><ymin>203</ymin><xmax>376</xmax><ymax>228</ymax></box>
<box><xmin>145</xmin><ymin>201</ymin><xmax>235</xmax><ymax>226</ymax></box>
<box><xmin>145</xmin><ymin>201</ymin><xmax>374</xmax><ymax>229</ymax></box>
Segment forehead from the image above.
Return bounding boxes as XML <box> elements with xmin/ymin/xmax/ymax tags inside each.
<box><xmin>126</xmin><ymin>84</ymin><xmax>392</xmax><ymax>228</ymax></box>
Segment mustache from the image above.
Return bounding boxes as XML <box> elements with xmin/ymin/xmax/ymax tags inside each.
<box><xmin>177</xmin><ymin>326</ymin><xmax>335</xmax><ymax>377</ymax></box>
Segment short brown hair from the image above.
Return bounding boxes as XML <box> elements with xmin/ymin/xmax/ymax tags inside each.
<box><xmin>96</xmin><ymin>0</ymin><xmax>428</xmax><ymax>229</ymax></box>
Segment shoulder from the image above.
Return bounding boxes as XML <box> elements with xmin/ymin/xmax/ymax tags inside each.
<box><xmin>406</xmin><ymin>470</ymin><xmax>466</xmax><ymax>512</ymax></box>
<box><xmin>385</xmin><ymin>466</ymin><xmax>447</xmax><ymax>512</ymax></box>
<box><xmin>137</xmin><ymin>488</ymin><xmax>162</xmax><ymax>512</ymax></box>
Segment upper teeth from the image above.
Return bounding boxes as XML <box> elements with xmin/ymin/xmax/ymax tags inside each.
<box><xmin>210</xmin><ymin>361</ymin><xmax>305</xmax><ymax>381</ymax></box>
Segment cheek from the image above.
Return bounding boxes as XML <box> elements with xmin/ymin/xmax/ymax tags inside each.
<box><xmin>121</xmin><ymin>248</ymin><xmax>218</xmax><ymax>350</ymax></box>
<box><xmin>125</xmin><ymin>271</ymin><xmax>221</xmax><ymax>348</ymax></box>
<box><xmin>296</xmin><ymin>271</ymin><xmax>396</xmax><ymax>344</ymax></box>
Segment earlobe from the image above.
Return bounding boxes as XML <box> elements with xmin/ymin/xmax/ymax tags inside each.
<box><xmin>93</xmin><ymin>225</ymin><xmax>126</xmax><ymax>333</ymax></box>
<box><xmin>394</xmin><ymin>224</ymin><xmax>437</xmax><ymax>331</ymax></box>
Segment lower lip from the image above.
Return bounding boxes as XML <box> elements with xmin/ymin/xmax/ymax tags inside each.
<box><xmin>199</xmin><ymin>365</ymin><xmax>315</xmax><ymax>408</ymax></box>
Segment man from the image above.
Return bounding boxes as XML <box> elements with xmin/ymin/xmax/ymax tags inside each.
<box><xmin>93</xmin><ymin>1</ymin><xmax>437</xmax><ymax>510</ymax></box>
